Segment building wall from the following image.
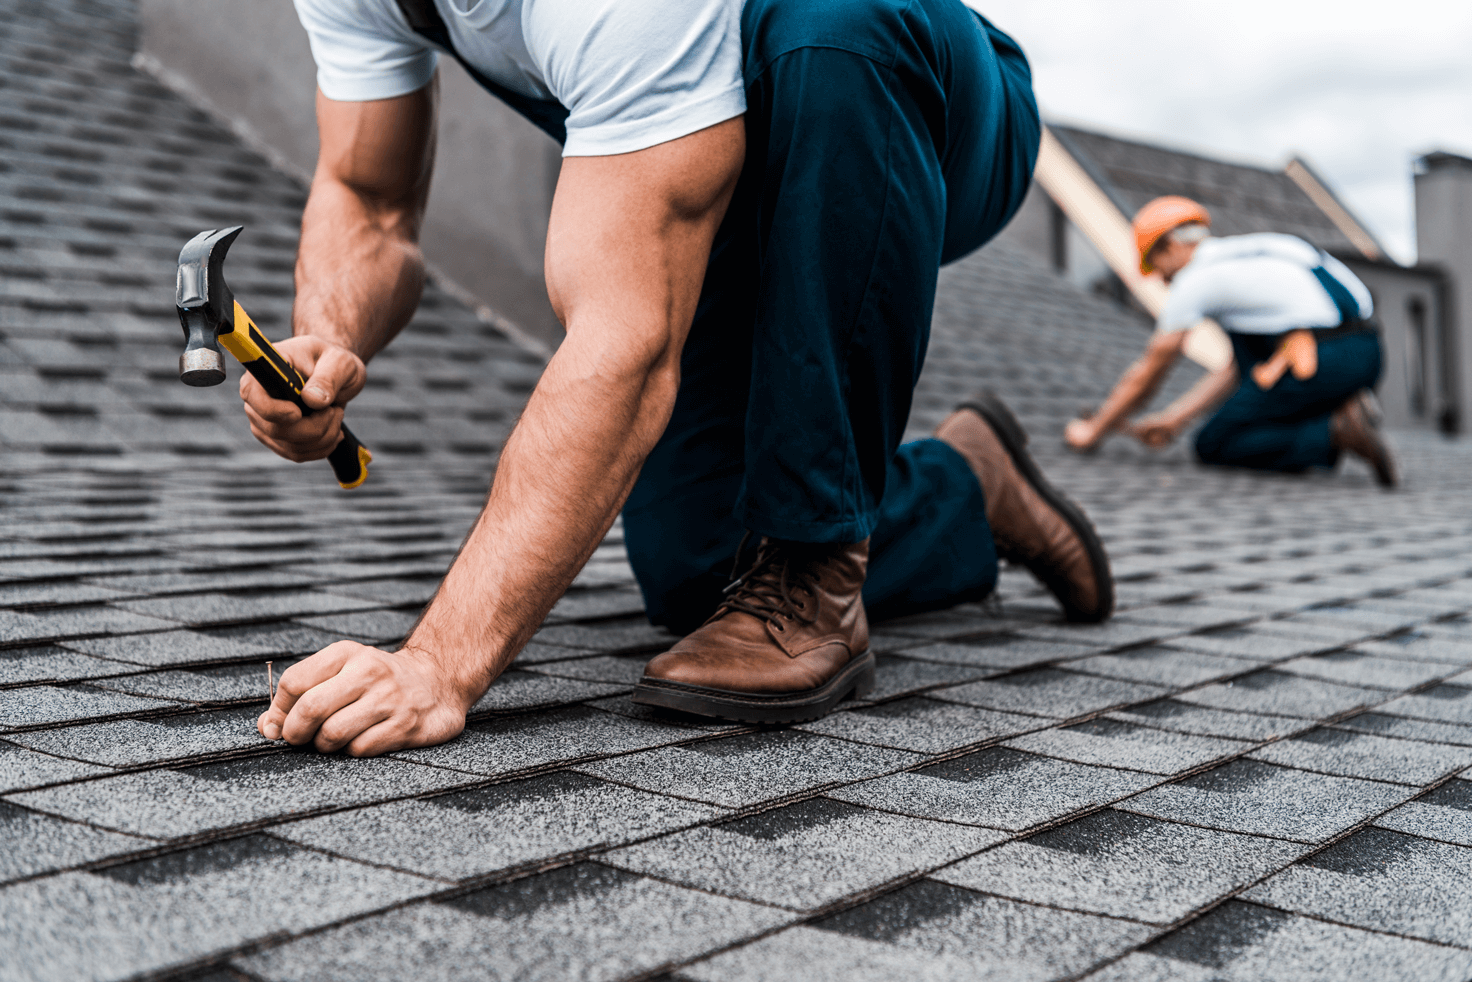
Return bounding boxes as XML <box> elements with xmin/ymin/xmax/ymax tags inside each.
<box><xmin>137</xmin><ymin>0</ymin><xmax>565</xmax><ymax>347</ymax></box>
<box><xmin>1415</xmin><ymin>154</ymin><xmax>1472</xmax><ymax>436</ymax></box>
<box><xmin>1340</xmin><ymin>259</ymin><xmax>1452</xmax><ymax>432</ymax></box>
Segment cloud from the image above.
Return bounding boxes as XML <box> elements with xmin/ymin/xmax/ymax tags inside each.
<box><xmin>971</xmin><ymin>0</ymin><xmax>1472</xmax><ymax>262</ymax></box>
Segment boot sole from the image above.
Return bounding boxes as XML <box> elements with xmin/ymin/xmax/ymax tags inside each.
<box><xmin>956</xmin><ymin>391</ymin><xmax>1115</xmax><ymax>622</ymax></box>
<box><xmin>631</xmin><ymin>649</ymin><xmax>876</xmax><ymax>724</ymax></box>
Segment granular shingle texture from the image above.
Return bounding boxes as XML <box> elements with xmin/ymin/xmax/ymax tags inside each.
<box><xmin>933</xmin><ymin>809</ymin><xmax>1305</xmax><ymax>924</ymax></box>
<box><xmin>237</xmin><ymin>863</ymin><xmax>792</xmax><ymax>982</ymax></box>
<box><xmin>4</xmin><ymin>1</ymin><xmax>1472</xmax><ymax>978</ymax></box>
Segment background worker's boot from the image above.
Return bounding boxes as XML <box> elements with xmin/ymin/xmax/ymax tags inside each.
<box><xmin>936</xmin><ymin>392</ymin><xmax>1114</xmax><ymax>622</ymax></box>
<box><xmin>633</xmin><ymin>539</ymin><xmax>873</xmax><ymax>723</ymax></box>
<box><xmin>1331</xmin><ymin>390</ymin><xmax>1398</xmax><ymax>488</ymax></box>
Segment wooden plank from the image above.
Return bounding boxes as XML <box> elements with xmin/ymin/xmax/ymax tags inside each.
<box><xmin>1033</xmin><ymin>127</ymin><xmax>1232</xmax><ymax>371</ymax></box>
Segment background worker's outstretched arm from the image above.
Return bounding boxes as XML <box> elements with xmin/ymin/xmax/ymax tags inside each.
<box><xmin>1127</xmin><ymin>364</ymin><xmax>1239</xmax><ymax>448</ymax></box>
<box><xmin>1065</xmin><ymin>330</ymin><xmax>1187</xmax><ymax>452</ymax></box>
<box><xmin>254</xmin><ymin>115</ymin><xmax>746</xmax><ymax>756</ymax></box>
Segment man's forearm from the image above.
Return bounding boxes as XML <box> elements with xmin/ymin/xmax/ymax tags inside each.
<box><xmin>1091</xmin><ymin>350</ymin><xmax>1174</xmax><ymax>434</ymax></box>
<box><xmin>292</xmin><ymin>178</ymin><xmax>427</xmax><ymax>362</ymax></box>
<box><xmin>256</xmin><ymin>115</ymin><xmax>741</xmax><ymax>756</ymax></box>
<box><xmin>399</xmin><ymin>331</ymin><xmax>680</xmax><ymax>701</ymax></box>
<box><xmin>1154</xmin><ymin>365</ymin><xmax>1238</xmax><ymax>431</ymax></box>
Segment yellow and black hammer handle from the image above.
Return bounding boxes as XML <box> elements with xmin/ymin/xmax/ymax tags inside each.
<box><xmin>220</xmin><ymin>300</ymin><xmax>372</xmax><ymax>489</ymax></box>
<box><xmin>176</xmin><ymin>225</ymin><xmax>371</xmax><ymax>489</ymax></box>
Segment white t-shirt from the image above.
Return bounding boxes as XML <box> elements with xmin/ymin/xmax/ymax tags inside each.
<box><xmin>292</xmin><ymin>0</ymin><xmax>746</xmax><ymax>157</ymax></box>
<box><xmin>1157</xmin><ymin>233</ymin><xmax>1374</xmax><ymax>336</ymax></box>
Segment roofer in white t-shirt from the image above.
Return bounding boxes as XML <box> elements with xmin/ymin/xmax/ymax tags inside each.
<box><xmin>250</xmin><ymin>0</ymin><xmax>1117</xmax><ymax>756</ymax></box>
<box><xmin>1064</xmin><ymin>196</ymin><xmax>1397</xmax><ymax>487</ymax></box>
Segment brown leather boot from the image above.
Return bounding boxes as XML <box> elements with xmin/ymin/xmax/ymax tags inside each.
<box><xmin>633</xmin><ymin>538</ymin><xmax>874</xmax><ymax>723</ymax></box>
<box><xmin>935</xmin><ymin>392</ymin><xmax>1114</xmax><ymax>622</ymax></box>
<box><xmin>1331</xmin><ymin>390</ymin><xmax>1398</xmax><ymax>488</ymax></box>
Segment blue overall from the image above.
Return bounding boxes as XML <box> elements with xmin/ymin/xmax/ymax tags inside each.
<box><xmin>406</xmin><ymin>0</ymin><xmax>1041</xmax><ymax>632</ymax></box>
<box><xmin>1193</xmin><ymin>266</ymin><xmax>1384</xmax><ymax>474</ymax></box>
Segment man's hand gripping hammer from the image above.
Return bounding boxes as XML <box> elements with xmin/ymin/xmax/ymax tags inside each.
<box><xmin>176</xmin><ymin>226</ymin><xmax>371</xmax><ymax>489</ymax></box>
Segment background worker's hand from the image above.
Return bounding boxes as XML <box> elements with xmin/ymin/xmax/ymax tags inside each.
<box><xmin>1128</xmin><ymin>414</ymin><xmax>1178</xmax><ymax>449</ymax></box>
<box><xmin>239</xmin><ymin>335</ymin><xmax>366</xmax><ymax>462</ymax></box>
<box><xmin>257</xmin><ymin>641</ymin><xmax>473</xmax><ymax>756</ymax></box>
<box><xmin>1064</xmin><ymin>417</ymin><xmax>1102</xmax><ymax>453</ymax></box>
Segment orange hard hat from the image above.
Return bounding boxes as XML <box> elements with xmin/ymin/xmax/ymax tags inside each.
<box><xmin>1134</xmin><ymin>196</ymin><xmax>1211</xmax><ymax>274</ymax></box>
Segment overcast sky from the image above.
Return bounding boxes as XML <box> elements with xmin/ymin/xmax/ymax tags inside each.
<box><xmin>970</xmin><ymin>0</ymin><xmax>1472</xmax><ymax>263</ymax></box>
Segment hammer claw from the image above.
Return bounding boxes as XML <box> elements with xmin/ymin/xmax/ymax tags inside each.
<box><xmin>174</xmin><ymin>227</ymin><xmax>372</xmax><ymax>489</ymax></box>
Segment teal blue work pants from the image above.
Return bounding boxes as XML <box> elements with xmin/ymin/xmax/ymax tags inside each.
<box><xmin>1194</xmin><ymin>331</ymin><xmax>1384</xmax><ymax>473</ymax></box>
<box><xmin>620</xmin><ymin>0</ymin><xmax>1041</xmax><ymax>631</ymax></box>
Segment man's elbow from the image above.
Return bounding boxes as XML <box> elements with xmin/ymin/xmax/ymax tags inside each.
<box><xmin>556</xmin><ymin>310</ymin><xmax>683</xmax><ymax>401</ymax></box>
<box><xmin>1144</xmin><ymin>333</ymin><xmax>1185</xmax><ymax>371</ymax></box>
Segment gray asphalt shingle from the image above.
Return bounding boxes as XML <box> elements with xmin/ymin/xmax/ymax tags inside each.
<box><xmin>829</xmin><ymin>747</ymin><xmax>1158</xmax><ymax>830</ymax></box>
<box><xmin>1166</xmin><ymin>625</ymin><xmax>1346</xmax><ymax>661</ymax></box>
<box><xmin>5</xmin><ymin>706</ymin><xmax>264</xmax><ymax>767</ymax></box>
<box><xmin>1247</xmin><ymin>727</ymin><xmax>1472</xmax><ymax>785</ymax></box>
<box><xmin>1244</xmin><ymin>827</ymin><xmax>1472</xmax><ymax>947</ymax></box>
<box><xmin>854</xmin><ymin>654</ymin><xmax>995</xmax><ymax>702</ymax></box>
<box><xmin>577</xmin><ymin>731</ymin><xmax>921</xmax><ymax>808</ymax></box>
<box><xmin>1276</xmin><ymin>650</ymin><xmax>1455</xmax><ymax>690</ymax></box>
<box><xmin>57</xmin><ymin>628</ymin><xmax>284</xmax><ymax>666</ymax></box>
<box><xmin>0</xmin><ymin>644</ymin><xmax>133</xmax><ymax>685</ymax></box>
<box><xmin>1332</xmin><ymin>711</ymin><xmax>1472</xmax><ymax>747</ymax></box>
<box><xmin>897</xmin><ymin>635</ymin><xmax>1103</xmax><ymax>670</ymax></box>
<box><xmin>1375</xmin><ymin>778</ymin><xmax>1472</xmax><ymax>847</ymax></box>
<box><xmin>1123</xmin><ymin>759</ymin><xmax>1413</xmax><ymax>843</ymax></box>
<box><xmin>0</xmin><ymin>800</ymin><xmax>148</xmax><ymax>884</ymax></box>
<box><xmin>392</xmin><ymin>704</ymin><xmax>702</xmax><ymax>776</ymax></box>
<box><xmin>0</xmin><ymin>836</ymin><xmax>438</xmax><ymax>982</ymax></box>
<box><xmin>1087</xmin><ymin>901</ymin><xmax>1472</xmax><ymax>982</ymax></box>
<box><xmin>237</xmin><ymin>863</ymin><xmax>792</xmax><ymax>982</ymax></box>
<box><xmin>604</xmin><ymin>796</ymin><xmax>1002</xmax><ymax>911</ymax></box>
<box><xmin>1063</xmin><ymin>646</ymin><xmax>1256</xmax><ymax>688</ymax></box>
<box><xmin>685</xmin><ymin>880</ymin><xmax>1154</xmax><ymax>982</ymax></box>
<box><xmin>1175</xmin><ymin>670</ymin><xmax>1381</xmax><ymax>719</ymax></box>
<box><xmin>1004</xmin><ymin>718</ymin><xmax>1248</xmax><ymax>775</ymax></box>
<box><xmin>932</xmin><ymin>668</ymin><xmax>1168</xmax><ymax>718</ymax></box>
<box><xmin>465</xmin><ymin>669</ymin><xmax>627</xmax><ymax>713</ymax></box>
<box><xmin>0</xmin><ymin>683</ymin><xmax>179</xmax><ymax>730</ymax></box>
<box><xmin>797</xmin><ymin>696</ymin><xmax>1043</xmax><ymax>753</ymax></box>
<box><xmin>273</xmin><ymin>771</ymin><xmax>722</xmax><ymax>881</ymax></box>
<box><xmin>934</xmin><ymin>809</ymin><xmax>1304</xmax><ymax>924</ymax></box>
<box><xmin>0</xmin><ymin>605</ymin><xmax>175</xmax><ymax>645</ymax></box>
<box><xmin>8</xmin><ymin>752</ymin><xmax>470</xmax><ymax>839</ymax></box>
<box><xmin>0</xmin><ymin>742</ymin><xmax>113</xmax><ymax>794</ymax></box>
<box><xmin>91</xmin><ymin>662</ymin><xmax>291</xmax><ymax>703</ymax></box>
<box><xmin>1106</xmin><ymin>699</ymin><xmax>1311</xmax><ymax>741</ymax></box>
<box><xmin>1378</xmin><ymin>684</ymin><xmax>1472</xmax><ymax>725</ymax></box>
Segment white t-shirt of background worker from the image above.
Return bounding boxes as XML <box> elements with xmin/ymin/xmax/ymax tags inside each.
<box><xmin>1156</xmin><ymin>233</ymin><xmax>1374</xmax><ymax>336</ymax></box>
<box><xmin>292</xmin><ymin>0</ymin><xmax>746</xmax><ymax>157</ymax></box>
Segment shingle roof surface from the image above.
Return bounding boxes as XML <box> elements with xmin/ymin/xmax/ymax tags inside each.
<box><xmin>5</xmin><ymin>2</ymin><xmax>1472</xmax><ymax>980</ymax></box>
<box><xmin>1052</xmin><ymin>124</ymin><xmax>1361</xmax><ymax>253</ymax></box>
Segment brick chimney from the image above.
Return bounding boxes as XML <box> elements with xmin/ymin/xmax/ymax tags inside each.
<box><xmin>1415</xmin><ymin>152</ymin><xmax>1472</xmax><ymax>433</ymax></box>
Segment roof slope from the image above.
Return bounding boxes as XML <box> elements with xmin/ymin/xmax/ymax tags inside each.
<box><xmin>6</xmin><ymin>3</ymin><xmax>1472</xmax><ymax>981</ymax></box>
<box><xmin>1052</xmin><ymin>123</ymin><xmax>1362</xmax><ymax>252</ymax></box>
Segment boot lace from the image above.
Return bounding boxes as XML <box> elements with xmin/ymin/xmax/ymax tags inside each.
<box><xmin>716</xmin><ymin>532</ymin><xmax>821</xmax><ymax>634</ymax></box>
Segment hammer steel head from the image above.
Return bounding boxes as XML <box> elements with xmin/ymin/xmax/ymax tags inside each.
<box><xmin>176</xmin><ymin>226</ymin><xmax>244</xmax><ymax>387</ymax></box>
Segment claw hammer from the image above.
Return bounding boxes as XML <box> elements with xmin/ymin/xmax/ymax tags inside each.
<box><xmin>175</xmin><ymin>226</ymin><xmax>371</xmax><ymax>489</ymax></box>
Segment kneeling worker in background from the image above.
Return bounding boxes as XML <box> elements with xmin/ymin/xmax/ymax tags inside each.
<box><xmin>1064</xmin><ymin>196</ymin><xmax>1396</xmax><ymax>487</ymax></box>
